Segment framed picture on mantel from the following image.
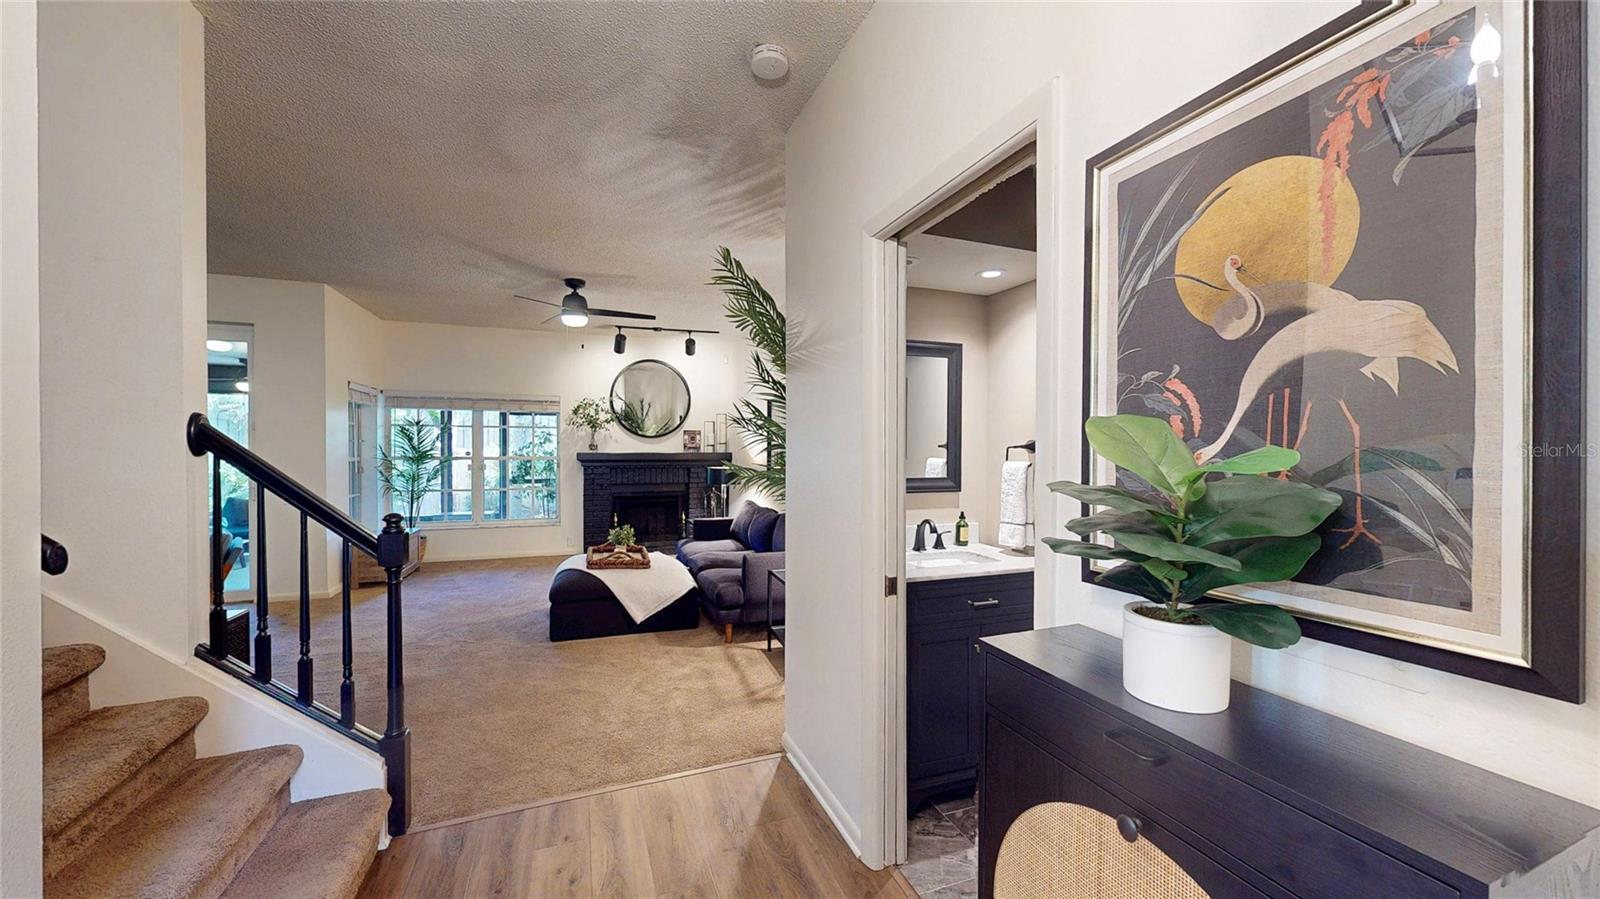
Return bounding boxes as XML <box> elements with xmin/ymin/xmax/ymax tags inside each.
<box><xmin>1081</xmin><ymin>1</ymin><xmax>1585</xmax><ymax>700</ymax></box>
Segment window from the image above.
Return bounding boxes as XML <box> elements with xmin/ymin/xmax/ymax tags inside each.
<box><xmin>382</xmin><ymin>397</ymin><xmax>560</xmax><ymax>527</ymax></box>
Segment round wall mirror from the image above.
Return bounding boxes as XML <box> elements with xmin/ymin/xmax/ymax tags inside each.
<box><xmin>610</xmin><ymin>359</ymin><xmax>692</xmax><ymax>438</ymax></box>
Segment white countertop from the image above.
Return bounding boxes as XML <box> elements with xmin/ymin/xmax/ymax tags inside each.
<box><xmin>906</xmin><ymin>541</ymin><xmax>1035</xmax><ymax>583</ymax></box>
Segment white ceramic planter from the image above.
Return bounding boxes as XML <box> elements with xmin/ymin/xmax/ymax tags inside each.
<box><xmin>1121</xmin><ymin>602</ymin><xmax>1232</xmax><ymax>714</ymax></box>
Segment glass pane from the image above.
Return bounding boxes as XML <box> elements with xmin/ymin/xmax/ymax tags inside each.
<box><xmin>508</xmin><ymin>457</ymin><xmax>534</xmax><ymax>486</ymax></box>
<box><xmin>485</xmin><ymin>459</ymin><xmax>505</xmax><ymax>489</ymax></box>
<box><xmin>532</xmin><ymin>427</ymin><xmax>556</xmax><ymax>457</ymax></box>
<box><xmin>449</xmin><ymin>459</ymin><xmax>473</xmax><ymax>489</ymax></box>
<box><xmin>506</xmin><ymin>427</ymin><xmax>534</xmax><ymax>457</ymax></box>
<box><xmin>448</xmin><ymin>490</ymin><xmax>473</xmax><ymax>519</ymax></box>
<box><xmin>507</xmin><ymin>488</ymin><xmax>534</xmax><ymax>520</ymax></box>
<box><xmin>534</xmin><ymin>458</ymin><xmax>556</xmax><ymax>481</ymax></box>
<box><xmin>483</xmin><ymin>420</ymin><xmax>503</xmax><ymax>456</ymax></box>
<box><xmin>535</xmin><ymin>480</ymin><xmax>558</xmax><ymax>518</ymax></box>
<box><xmin>534</xmin><ymin>412</ymin><xmax>558</xmax><ymax>429</ymax></box>
<box><xmin>415</xmin><ymin>491</ymin><xmax>444</xmax><ymax>521</ymax></box>
<box><xmin>483</xmin><ymin>489</ymin><xmax>506</xmax><ymax>521</ymax></box>
<box><xmin>452</xmin><ymin>422</ymin><xmax>474</xmax><ymax>455</ymax></box>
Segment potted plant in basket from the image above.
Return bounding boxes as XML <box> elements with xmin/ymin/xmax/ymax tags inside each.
<box><xmin>570</xmin><ymin>397</ymin><xmax>615</xmax><ymax>451</ymax></box>
<box><xmin>376</xmin><ymin>413</ymin><xmax>444</xmax><ymax>570</ymax></box>
<box><xmin>1045</xmin><ymin>414</ymin><xmax>1341</xmax><ymax>714</ymax></box>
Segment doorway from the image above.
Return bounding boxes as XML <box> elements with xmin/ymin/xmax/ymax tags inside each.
<box><xmin>860</xmin><ymin>83</ymin><xmax>1061</xmax><ymax>872</ymax></box>
<box><xmin>206</xmin><ymin>323</ymin><xmax>254</xmax><ymax>597</ymax></box>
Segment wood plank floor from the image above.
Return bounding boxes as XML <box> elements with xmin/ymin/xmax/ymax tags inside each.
<box><xmin>358</xmin><ymin>756</ymin><xmax>918</xmax><ymax>898</ymax></box>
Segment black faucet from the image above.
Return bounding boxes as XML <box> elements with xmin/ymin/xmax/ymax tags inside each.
<box><xmin>912</xmin><ymin>519</ymin><xmax>946</xmax><ymax>553</ymax></box>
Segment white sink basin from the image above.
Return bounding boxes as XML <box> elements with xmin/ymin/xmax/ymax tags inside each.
<box><xmin>907</xmin><ymin>550</ymin><xmax>993</xmax><ymax>568</ymax></box>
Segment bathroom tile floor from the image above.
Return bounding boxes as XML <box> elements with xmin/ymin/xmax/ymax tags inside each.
<box><xmin>902</xmin><ymin>792</ymin><xmax>979</xmax><ymax>897</ymax></box>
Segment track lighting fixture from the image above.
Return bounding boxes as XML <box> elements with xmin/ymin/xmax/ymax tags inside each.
<box><xmin>609</xmin><ymin>325</ymin><xmax>718</xmax><ymax>356</ymax></box>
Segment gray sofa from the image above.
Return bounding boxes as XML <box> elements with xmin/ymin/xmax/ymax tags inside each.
<box><xmin>676</xmin><ymin>502</ymin><xmax>785</xmax><ymax>643</ymax></box>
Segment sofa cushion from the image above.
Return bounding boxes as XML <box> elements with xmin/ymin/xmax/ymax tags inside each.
<box><xmin>696</xmin><ymin>567</ymin><xmax>745</xmax><ymax>611</ymax></box>
<box><xmin>770</xmin><ymin>515</ymin><xmax>785</xmax><ymax>552</ymax></box>
<box><xmin>729</xmin><ymin>503</ymin><xmax>762</xmax><ymax>548</ymax></box>
<box><xmin>676</xmin><ymin>538</ymin><xmax>742</xmax><ymax>565</ymax></box>
<box><xmin>685</xmin><ymin>550</ymin><xmax>746</xmax><ymax>577</ymax></box>
<box><xmin>746</xmin><ymin>506</ymin><xmax>780</xmax><ymax>553</ymax></box>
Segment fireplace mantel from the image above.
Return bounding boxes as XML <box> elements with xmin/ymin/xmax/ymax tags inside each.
<box><xmin>577</xmin><ymin>452</ymin><xmax>733</xmax><ymax>551</ymax></box>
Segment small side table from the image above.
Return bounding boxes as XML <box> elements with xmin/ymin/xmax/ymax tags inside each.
<box><xmin>765</xmin><ymin>568</ymin><xmax>786</xmax><ymax>652</ymax></box>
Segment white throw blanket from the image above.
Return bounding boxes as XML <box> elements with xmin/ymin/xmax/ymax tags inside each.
<box><xmin>997</xmin><ymin>460</ymin><xmax>1033</xmax><ymax>550</ymax></box>
<box><xmin>556</xmin><ymin>552</ymin><xmax>696</xmax><ymax>623</ymax></box>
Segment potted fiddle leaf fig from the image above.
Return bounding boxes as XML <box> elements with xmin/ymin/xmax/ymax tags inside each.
<box><xmin>1045</xmin><ymin>414</ymin><xmax>1341</xmax><ymax>714</ymax></box>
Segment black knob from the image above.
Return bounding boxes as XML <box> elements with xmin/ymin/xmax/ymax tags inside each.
<box><xmin>1116</xmin><ymin>813</ymin><xmax>1141</xmax><ymax>842</ymax></box>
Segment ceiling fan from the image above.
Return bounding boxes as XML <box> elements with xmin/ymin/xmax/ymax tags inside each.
<box><xmin>514</xmin><ymin>278</ymin><xmax>656</xmax><ymax>328</ymax></box>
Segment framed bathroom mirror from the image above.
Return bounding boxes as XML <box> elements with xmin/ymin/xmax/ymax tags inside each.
<box><xmin>610</xmin><ymin>358</ymin><xmax>692</xmax><ymax>438</ymax></box>
<box><xmin>905</xmin><ymin>340</ymin><xmax>961</xmax><ymax>493</ymax></box>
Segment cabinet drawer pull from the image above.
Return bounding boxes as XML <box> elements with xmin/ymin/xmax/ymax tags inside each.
<box><xmin>968</xmin><ymin>598</ymin><xmax>1001</xmax><ymax>609</ymax></box>
<box><xmin>1104</xmin><ymin>728</ymin><xmax>1168</xmax><ymax>767</ymax></box>
<box><xmin>1115</xmin><ymin>813</ymin><xmax>1142</xmax><ymax>842</ymax></box>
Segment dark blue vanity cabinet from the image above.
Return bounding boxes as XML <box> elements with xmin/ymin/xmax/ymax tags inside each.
<box><xmin>906</xmin><ymin>571</ymin><xmax>1033</xmax><ymax>813</ymax></box>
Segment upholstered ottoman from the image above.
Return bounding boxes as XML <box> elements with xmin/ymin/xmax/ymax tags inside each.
<box><xmin>547</xmin><ymin>553</ymin><xmax>702</xmax><ymax>641</ymax></box>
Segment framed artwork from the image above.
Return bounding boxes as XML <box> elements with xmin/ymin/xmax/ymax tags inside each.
<box><xmin>682</xmin><ymin>429</ymin><xmax>702</xmax><ymax>452</ymax></box>
<box><xmin>1083</xmin><ymin>1</ymin><xmax>1584</xmax><ymax>699</ymax></box>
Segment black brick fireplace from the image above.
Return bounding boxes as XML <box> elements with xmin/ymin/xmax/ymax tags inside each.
<box><xmin>578</xmin><ymin>452</ymin><xmax>732</xmax><ymax>551</ymax></box>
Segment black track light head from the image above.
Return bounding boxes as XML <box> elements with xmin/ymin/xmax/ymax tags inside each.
<box><xmin>685</xmin><ymin>334</ymin><xmax>696</xmax><ymax>356</ymax></box>
<box><xmin>613</xmin><ymin>329</ymin><xmax>627</xmax><ymax>354</ymax></box>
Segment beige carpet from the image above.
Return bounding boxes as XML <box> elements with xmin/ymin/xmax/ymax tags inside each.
<box><xmin>266</xmin><ymin>557</ymin><xmax>783</xmax><ymax>826</ymax></box>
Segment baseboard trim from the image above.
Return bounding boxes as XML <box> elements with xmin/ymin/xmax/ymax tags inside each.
<box><xmin>420</xmin><ymin>549</ymin><xmax>580</xmax><ymax>564</ymax></box>
<box><xmin>406</xmin><ymin>752</ymin><xmax>785</xmax><ymax>833</ymax></box>
<box><xmin>783</xmin><ymin>731</ymin><xmax>863</xmax><ymax>858</ymax></box>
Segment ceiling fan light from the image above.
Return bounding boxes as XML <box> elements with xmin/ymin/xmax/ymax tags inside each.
<box><xmin>560</xmin><ymin>309</ymin><xmax>589</xmax><ymax>327</ymax></box>
<box><xmin>206</xmin><ymin>339</ymin><xmax>234</xmax><ymax>352</ymax></box>
<box><xmin>613</xmin><ymin>331</ymin><xmax>627</xmax><ymax>354</ymax></box>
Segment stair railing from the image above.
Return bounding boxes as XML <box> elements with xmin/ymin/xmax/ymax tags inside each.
<box><xmin>186</xmin><ymin>412</ymin><xmax>411</xmax><ymax>835</ymax></box>
<box><xmin>42</xmin><ymin>533</ymin><xmax>68</xmax><ymax>575</ymax></box>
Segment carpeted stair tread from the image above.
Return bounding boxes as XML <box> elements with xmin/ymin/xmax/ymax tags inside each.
<box><xmin>46</xmin><ymin>744</ymin><xmax>303</xmax><ymax>899</ymax></box>
<box><xmin>42</xmin><ymin>644</ymin><xmax>105</xmax><ymax>695</ymax></box>
<box><xmin>220</xmin><ymin>789</ymin><xmax>390</xmax><ymax>899</ymax></box>
<box><xmin>43</xmin><ymin>696</ymin><xmax>208</xmax><ymax>835</ymax></box>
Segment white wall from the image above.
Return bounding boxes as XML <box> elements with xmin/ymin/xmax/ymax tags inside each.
<box><xmin>984</xmin><ymin>280</ymin><xmax>1037</xmax><ymax>539</ymax></box>
<box><xmin>323</xmin><ymin>285</ymin><xmax>386</xmax><ymax>583</ymax></box>
<box><xmin>40</xmin><ymin>0</ymin><xmax>208</xmax><ymax>660</ymax></box>
<box><xmin>380</xmin><ymin>320</ymin><xmax>759</xmax><ymax>561</ymax></box>
<box><xmin>0</xmin><ymin>0</ymin><xmax>43</xmax><ymax>891</ymax></box>
<box><xmin>906</xmin><ymin>287</ymin><xmax>988</xmax><ymax>526</ymax></box>
<box><xmin>785</xmin><ymin>0</ymin><xmax>1600</xmax><ymax>861</ymax></box>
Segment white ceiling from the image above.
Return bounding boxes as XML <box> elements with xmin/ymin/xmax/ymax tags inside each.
<box><xmin>201</xmin><ymin>1</ymin><xmax>872</xmax><ymax>331</ymax></box>
<box><xmin>904</xmin><ymin>233</ymin><xmax>1037</xmax><ymax>296</ymax></box>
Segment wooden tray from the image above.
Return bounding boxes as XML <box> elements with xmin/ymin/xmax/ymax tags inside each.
<box><xmin>586</xmin><ymin>543</ymin><xmax>650</xmax><ymax>569</ymax></box>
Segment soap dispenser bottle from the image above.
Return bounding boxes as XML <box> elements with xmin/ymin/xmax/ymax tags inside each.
<box><xmin>954</xmin><ymin>511</ymin><xmax>969</xmax><ymax>546</ymax></box>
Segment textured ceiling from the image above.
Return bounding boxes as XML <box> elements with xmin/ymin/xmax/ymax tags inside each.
<box><xmin>201</xmin><ymin>1</ymin><xmax>871</xmax><ymax>330</ymax></box>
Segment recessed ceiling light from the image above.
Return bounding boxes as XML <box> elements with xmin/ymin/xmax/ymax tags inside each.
<box><xmin>978</xmin><ymin>269</ymin><xmax>1005</xmax><ymax>279</ymax></box>
<box><xmin>206</xmin><ymin>339</ymin><xmax>233</xmax><ymax>352</ymax></box>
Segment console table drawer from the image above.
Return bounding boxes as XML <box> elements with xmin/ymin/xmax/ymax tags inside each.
<box><xmin>985</xmin><ymin>657</ymin><xmax>1455</xmax><ymax>899</ymax></box>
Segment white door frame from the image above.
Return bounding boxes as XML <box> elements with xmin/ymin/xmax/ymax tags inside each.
<box><xmin>857</xmin><ymin>79</ymin><xmax>1062</xmax><ymax>868</ymax></box>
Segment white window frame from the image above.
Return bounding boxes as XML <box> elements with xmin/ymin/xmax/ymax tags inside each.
<box><xmin>380</xmin><ymin>396</ymin><xmax>562</xmax><ymax>530</ymax></box>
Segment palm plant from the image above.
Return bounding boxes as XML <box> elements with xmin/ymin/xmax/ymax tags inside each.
<box><xmin>710</xmin><ymin>247</ymin><xmax>785</xmax><ymax>501</ymax></box>
<box><xmin>377</xmin><ymin>414</ymin><xmax>443</xmax><ymax>529</ymax></box>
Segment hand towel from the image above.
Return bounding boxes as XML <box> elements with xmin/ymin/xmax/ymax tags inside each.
<box><xmin>924</xmin><ymin>457</ymin><xmax>948</xmax><ymax>478</ymax></box>
<box><xmin>997</xmin><ymin>460</ymin><xmax>1033</xmax><ymax>550</ymax></box>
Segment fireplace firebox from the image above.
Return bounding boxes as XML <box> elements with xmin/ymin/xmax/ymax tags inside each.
<box><xmin>578</xmin><ymin>452</ymin><xmax>732</xmax><ymax>552</ymax></box>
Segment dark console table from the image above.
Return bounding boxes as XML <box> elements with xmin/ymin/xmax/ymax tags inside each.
<box><xmin>978</xmin><ymin>625</ymin><xmax>1600</xmax><ymax>898</ymax></box>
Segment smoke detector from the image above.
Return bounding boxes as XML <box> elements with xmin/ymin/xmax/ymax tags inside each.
<box><xmin>750</xmin><ymin>44</ymin><xmax>790</xmax><ymax>81</ymax></box>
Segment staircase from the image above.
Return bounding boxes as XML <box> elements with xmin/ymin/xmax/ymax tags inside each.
<box><xmin>41</xmin><ymin>643</ymin><xmax>389</xmax><ymax>899</ymax></box>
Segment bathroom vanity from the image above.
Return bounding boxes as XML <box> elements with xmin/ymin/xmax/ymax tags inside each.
<box><xmin>906</xmin><ymin>542</ymin><xmax>1033</xmax><ymax>812</ymax></box>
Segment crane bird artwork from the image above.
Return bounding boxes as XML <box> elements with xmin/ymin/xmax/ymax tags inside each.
<box><xmin>1193</xmin><ymin>254</ymin><xmax>1459</xmax><ymax>547</ymax></box>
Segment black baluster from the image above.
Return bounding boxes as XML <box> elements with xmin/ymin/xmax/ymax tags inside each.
<box><xmin>376</xmin><ymin>513</ymin><xmax>411</xmax><ymax>835</ymax></box>
<box><xmin>297</xmin><ymin>511</ymin><xmax>313</xmax><ymax>705</ymax></box>
<box><xmin>208</xmin><ymin>455</ymin><xmax>227</xmax><ymax>657</ymax></box>
<box><xmin>339</xmin><ymin>540</ymin><xmax>355</xmax><ymax>728</ymax></box>
<box><xmin>253</xmin><ymin>484</ymin><xmax>271</xmax><ymax>682</ymax></box>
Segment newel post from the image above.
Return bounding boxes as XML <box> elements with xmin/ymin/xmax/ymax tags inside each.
<box><xmin>376</xmin><ymin>512</ymin><xmax>411</xmax><ymax>834</ymax></box>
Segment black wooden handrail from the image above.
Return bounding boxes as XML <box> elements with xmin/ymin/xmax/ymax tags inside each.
<box><xmin>187</xmin><ymin>411</ymin><xmax>411</xmax><ymax>834</ymax></box>
<box><xmin>41</xmin><ymin>534</ymin><xmax>68</xmax><ymax>575</ymax></box>
<box><xmin>187</xmin><ymin>414</ymin><xmax>378</xmax><ymax>558</ymax></box>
